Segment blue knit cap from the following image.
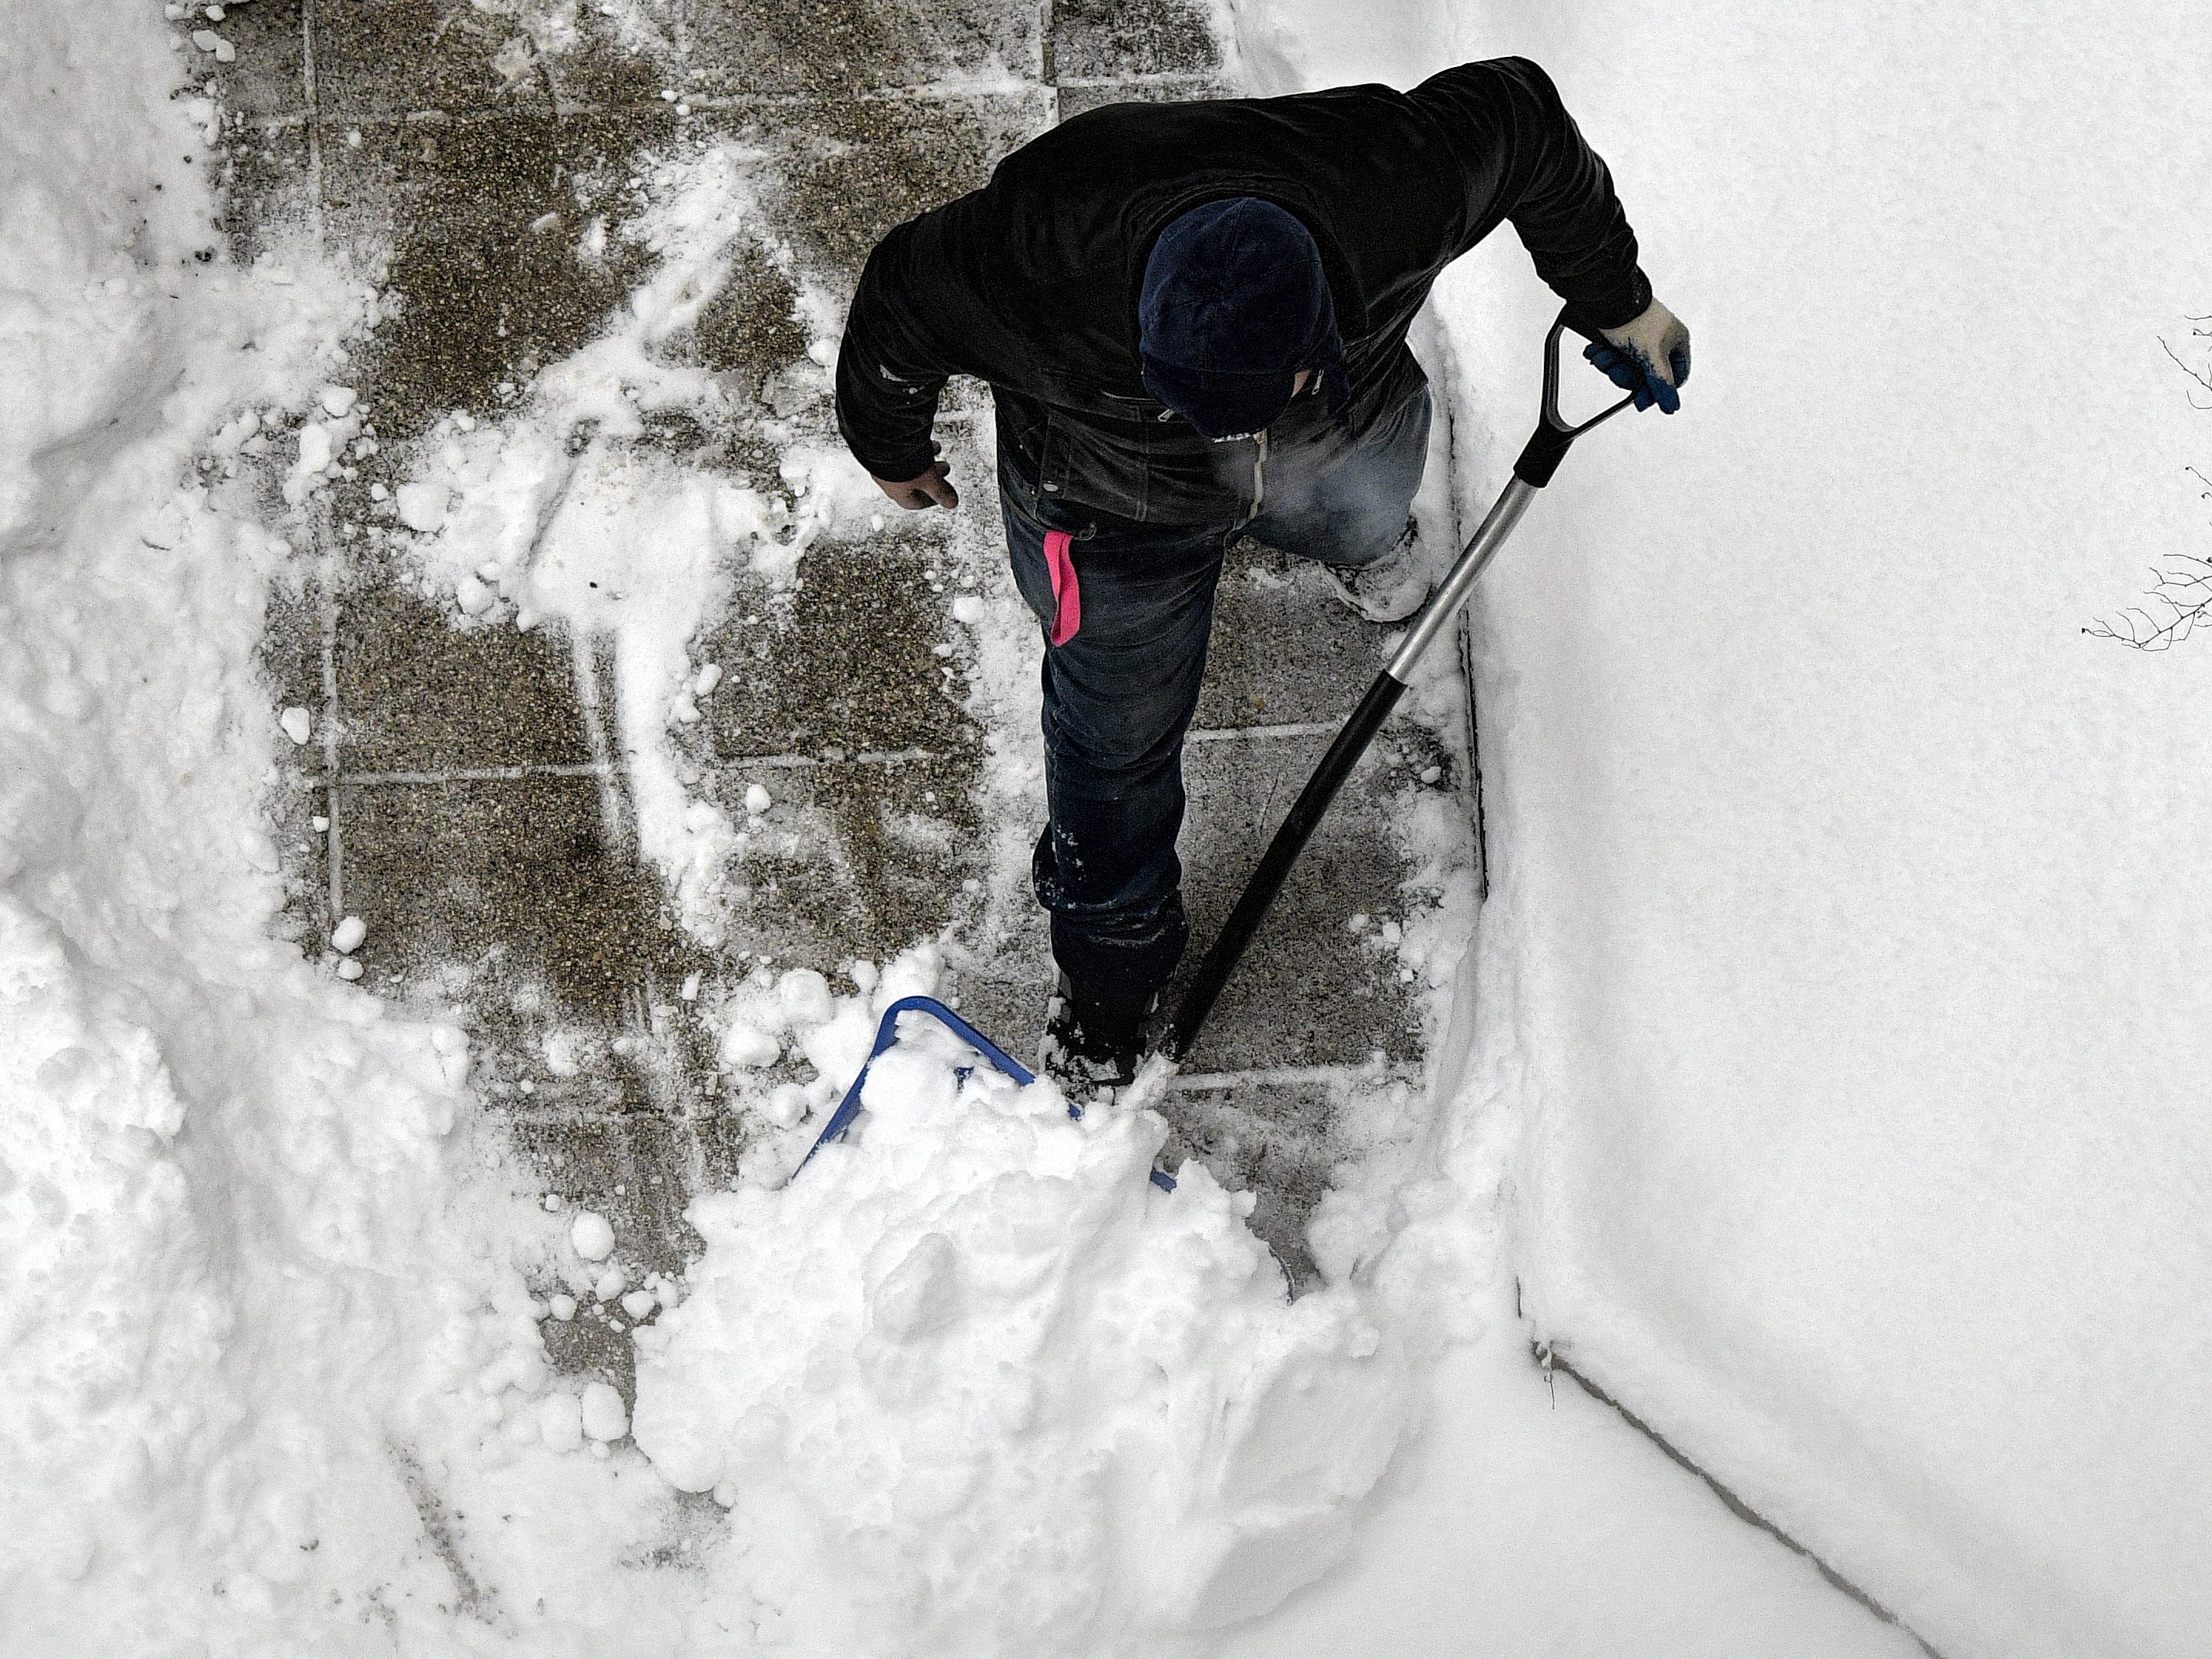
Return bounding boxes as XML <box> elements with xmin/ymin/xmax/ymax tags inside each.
<box><xmin>1139</xmin><ymin>198</ymin><xmax>1350</xmax><ymax>440</ymax></box>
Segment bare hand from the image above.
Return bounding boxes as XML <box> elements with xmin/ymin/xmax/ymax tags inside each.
<box><xmin>874</xmin><ymin>456</ymin><xmax>958</xmax><ymax>512</ymax></box>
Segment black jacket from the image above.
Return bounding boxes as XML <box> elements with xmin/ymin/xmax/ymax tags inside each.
<box><xmin>835</xmin><ymin>58</ymin><xmax>1651</xmax><ymax>526</ymax></box>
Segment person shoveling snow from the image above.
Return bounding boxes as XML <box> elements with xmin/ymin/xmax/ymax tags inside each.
<box><xmin>834</xmin><ymin>59</ymin><xmax>1690</xmax><ymax>1086</ymax></box>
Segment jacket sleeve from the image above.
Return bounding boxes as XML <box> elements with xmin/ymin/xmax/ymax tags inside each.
<box><xmin>834</xmin><ymin>205</ymin><xmax>982</xmax><ymax>482</ymax></box>
<box><xmin>1411</xmin><ymin>58</ymin><xmax>1652</xmax><ymax>331</ymax></box>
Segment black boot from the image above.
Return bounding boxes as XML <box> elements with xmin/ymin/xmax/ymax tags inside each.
<box><xmin>1041</xmin><ymin>974</ymin><xmax>1153</xmax><ymax>1091</ymax></box>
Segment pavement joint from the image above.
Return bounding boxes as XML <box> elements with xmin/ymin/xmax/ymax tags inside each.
<box><xmin>1186</xmin><ymin>721</ymin><xmax>1342</xmax><ymax>744</ymax></box>
<box><xmin>1165</xmin><ymin>1063</ymin><xmax>1422</xmax><ymax>1093</ymax></box>
<box><xmin>324</xmin><ymin>763</ymin><xmax>613</xmax><ymax>787</ymax></box>
<box><xmin>243</xmin><ymin>83</ymin><xmax>1053</xmax><ymax>137</ymax></box>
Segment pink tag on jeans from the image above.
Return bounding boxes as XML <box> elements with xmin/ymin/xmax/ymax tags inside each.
<box><xmin>1043</xmin><ymin>529</ymin><xmax>1081</xmax><ymax>646</ymax></box>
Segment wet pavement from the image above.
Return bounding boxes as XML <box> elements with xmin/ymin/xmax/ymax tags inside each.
<box><xmin>209</xmin><ymin>0</ymin><xmax>1473</xmax><ymax>1321</ymax></box>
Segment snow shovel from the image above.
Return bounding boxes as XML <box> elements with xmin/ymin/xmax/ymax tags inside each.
<box><xmin>797</xmin><ymin>994</ymin><xmax>1297</xmax><ymax>1296</ymax></box>
<box><xmin>799</xmin><ymin>995</ymin><xmax>1173</xmax><ymax>1192</ymax></box>
<box><xmin>1159</xmin><ymin>307</ymin><xmax>1640</xmax><ymax>1063</ymax></box>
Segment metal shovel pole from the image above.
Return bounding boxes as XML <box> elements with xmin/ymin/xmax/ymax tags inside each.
<box><xmin>1160</xmin><ymin>308</ymin><xmax>1638</xmax><ymax>1063</ymax></box>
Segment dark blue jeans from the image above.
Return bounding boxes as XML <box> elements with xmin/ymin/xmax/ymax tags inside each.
<box><xmin>999</xmin><ymin>385</ymin><xmax>1431</xmax><ymax>1002</ymax></box>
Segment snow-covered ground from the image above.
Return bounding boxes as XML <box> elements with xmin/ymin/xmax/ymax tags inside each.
<box><xmin>1416</xmin><ymin>6</ymin><xmax>2212</xmax><ymax>1658</ymax></box>
<box><xmin>7</xmin><ymin>1</ymin><xmax>2205</xmax><ymax>1654</ymax></box>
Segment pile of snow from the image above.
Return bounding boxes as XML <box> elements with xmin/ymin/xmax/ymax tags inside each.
<box><xmin>0</xmin><ymin>7</ymin><xmax>555</xmax><ymax>1651</ymax></box>
<box><xmin>1418</xmin><ymin>5</ymin><xmax>2212</xmax><ymax>1657</ymax></box>
<box><xmin>637</xmin><ymin>1003</ymin><xmax>1405</xmax><ymax>1651</ymax></box>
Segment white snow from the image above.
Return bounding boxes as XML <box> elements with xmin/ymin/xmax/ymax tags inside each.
<box><xmin>631</xmin><ymin>1007</ymin><xmax>1405</xmax><ymax>1652</ymax></box>
<box><xmin>761</xmin><ymin>1080</ymin><xmax>810</xmax><ymax>1127</ymax></box>
<box><xmin>537</xmin><ymin>1391</ymin><xmax>584</xmax><ymax>1453</ymax></box>
<box><xmin>579</xmin><ymin>1381</ymin><xmax>629</xmax><ymax>1442</ymax></box>
<box><xmin>277</xmin><ymin>705</ymin><xmax>312</xmax><ymax>744</ymax></box>
<box><xmin>393</xmin><ymin>479</ymin><xmax>448</xmax><ymax>532</ymax></box>
<box><xmin>329</xmin><ymin>915</ymin><xmax>364</xmax><ymax>954</ymax></box>
<box><xmin>0</xmin><ymin>11</ymin><xmax>557</xmax><ymax>1652</ymax></box>
<box><xmin>1399</xmin><ymin>5</ymin><xmax>2212</xmax><ymax>1657</ymax></box>
<box><xmin>569</xmin><ymin>1211</ymin><xmax>616</xmax><ymax>1262</ymax></box>
<box><xmin>776</xmin><ymin>966</ymin><xmax>833</xmax><ymax>1025</ymax></box>
<box><xmin>293</xmin><ymin>420</ymin><xmax>331</xmax><ymax>475</ymax></box>
<box><xmin>717</xmin><ymin>1021</ymin><xmax>779</xmax><ymax>1070</ymax></box>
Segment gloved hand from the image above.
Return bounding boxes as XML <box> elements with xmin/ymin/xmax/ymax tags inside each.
<box><xmin>1584</xmin><ymin>297</ymin><xmax>1691</xmax><ymax>415</ymax></box>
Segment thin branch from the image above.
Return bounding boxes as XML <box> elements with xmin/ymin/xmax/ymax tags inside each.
<box><xmin>2087</xmin><ymin>328</ymin><xmax>2212</xmax><ymax>648</ymax></box>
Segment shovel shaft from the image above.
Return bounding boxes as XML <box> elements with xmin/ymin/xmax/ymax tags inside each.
<box><xmin>1162</xmin><ymin>669</ymin><xmax>1408</xmax><ymax>1061</ymax></box>
<box><xmin>1163</xmin><ymin>474</ymin><xmax>1543</xmax><ymax>1061</ymax></box>
<box><xmin>1384</xmin><ymin>478</ymin><xmax>1538</xmax><ymax>683</ymax></box>
<box><xmin>1159</xmin><ymin>307</ymin><xmax>1640</xmax><ymax>1066</ymax></box>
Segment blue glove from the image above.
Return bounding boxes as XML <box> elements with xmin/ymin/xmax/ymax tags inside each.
<box><xmin>1583</xmin><ymin>298</ymin><xmax>1691</xmax><ymax>415</ymax></box>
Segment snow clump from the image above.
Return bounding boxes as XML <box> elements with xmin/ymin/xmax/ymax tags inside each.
<box><xmin>569</xmin><ymin>1211</ymin><xmax>616</xmax><ymax>1262</ymax></box>
<box><xmin>632</xmin><ymin>1005</ymin><xmax>1409</xmax><ymax>1652</ymax></box>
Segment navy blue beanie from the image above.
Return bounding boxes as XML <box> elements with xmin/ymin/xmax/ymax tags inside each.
<box><xmin>1139</xmin><ymin>198</ymin><xmax>1350</xmax><ymax>440</ymax></box>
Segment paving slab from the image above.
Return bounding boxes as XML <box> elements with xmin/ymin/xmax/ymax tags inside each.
<box><xmin>505</xmin><ymin>1113</ymin><xmax>700</xmax><ymax>1277</ymax></box>
<box><xmin>219</xmin><ymin>120</ymin><xmax>314</xmax><ymax>263</ymax></box>
<box><xmin>336</xmin><ymin>775</ymin><xmax>704</xmax><ymax>1028</ymax></box>
<box><xmin>735</xmin><ymin>92</ymin><xmax>1052</xmax><ymax>280</ymax></box>
<box><xmin>1166</xmin><ymin>730</ymin><xmax>1427</xmax><ymax>1074</ymax></box>
<box><xmin>336</xmin><ymin>583</ymin><xmax>594</xmax><ymax>772</ymax></box>
<box><xmin>313</xmin><ymin>0</ymin><xmax>559</xmax><ymax>123</ymax></box>
<box><xmin>198</xmin><ymin>0</ymin><xmax>307</xmax><ymax>122</ymax></box>
<box><xmin>937</xmin><ymin>720</ymin><xmax>1452</xmax><ymax>1079</ymax></box>
<box><xmin>693</xmin><ymin>546</ymin><xmax>975</xmax><ymax>758</ymax></box>
<box><xmin>540</xmin><ymin>2</ymin><xmax>683</xmax><ymax>111</ymax></box>
<box><xmin>1198</xmin><ymin>541</ymin><xmax>1381</xmax><ymax>729</ymax></box>
<box><xmin>258</xmin><ymin>562</ymin><xmax>328</xmax><ymax>738</ymax></box>
<box><xmin>697</xmin><ymin>751</ymin><xmax>989</xmax><ymax>967</ymax></box>
<box><xmin>683</xmin><ymin>0</ymin><xmax>1041</xmax><ymax>98</ymax></box>
<box><xmin>1052</xmin><ymin>0</ymin><xmax>1222</xmax><ymax>82</ymax></box>
<box><xmin>686</xmin><ymin>241</ymin><xmax>811</xmax><ymax>401</ymax></box>
<box><xmin>1155</xmin><ymin>1076</ymin><xmax>1338</xmax><ymax>1282</ymax></box>
<box><xmin>322</xmin><ymin>111</ymin><xmax>672</xmax><ymax>437</ymax></box>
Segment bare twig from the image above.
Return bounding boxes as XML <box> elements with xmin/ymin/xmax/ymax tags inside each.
<box><xmin>2087</xmin><ymin>326</ymin><xmax>2212</xmax><ymax>648</ymax></box>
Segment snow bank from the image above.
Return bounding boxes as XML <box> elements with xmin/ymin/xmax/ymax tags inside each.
<box><xmin>1426</xmin><ymin>7</ymin><xmax>2212</xmax><ymax>1656</ymax></box>
<box><xmin>636</xmin><ymin>1002</ymin><xmax>1405</xmax><ymax>1652</ymax></box>
<box><xmin>0</xmin><ymin>8</ymin><xmax>554</xmax><ymax>1650</ymax></box>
